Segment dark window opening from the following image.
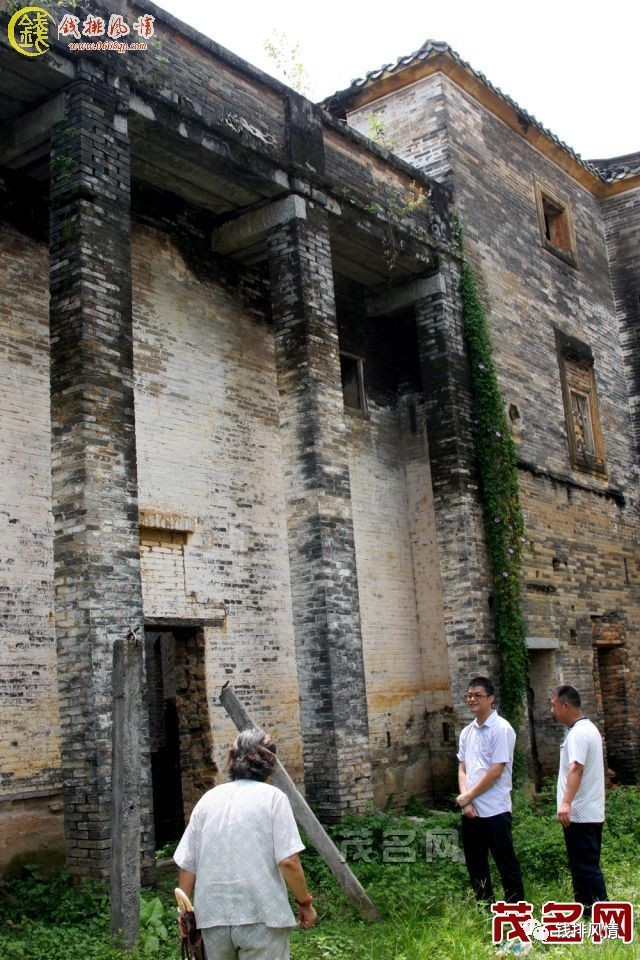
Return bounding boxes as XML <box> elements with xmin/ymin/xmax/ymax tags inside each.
<box><xmin>535</xmin><ymin>180</ymin><xmax>578</xmax><ymax>267</ymax></box>
<box><xmin>542</xmin><ymin>196</ymin><xmax>570</xmax><ymax>250</ymax></box>
<box><xmin>340</xmin><ymin>353</ymin><xmax>367</xmax><ymax>415</ymax></box>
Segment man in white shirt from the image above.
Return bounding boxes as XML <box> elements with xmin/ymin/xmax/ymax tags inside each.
<box><xmin>174</xmin><ymin>728</ymin><xmax>317</xmax><ymax>959</ymax></box>
<box><xmin>456</xmin><ymin>676</ymin><xmax>525</xmax><ymax>904</ymax></box>
<box><xmin>551</xmin><ymin>684</ymin><xmax>607</xmax><ymax>916</ymax></box>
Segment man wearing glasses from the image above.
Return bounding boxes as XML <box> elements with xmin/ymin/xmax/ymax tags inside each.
<box><xmin>455</xmin><ymin>676</ymin><xmax>525</xmax><ymax>904</ymax></box>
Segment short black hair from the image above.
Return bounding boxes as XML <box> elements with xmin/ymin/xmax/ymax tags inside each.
<box><xmin>553</xmin><ymin>684</ymin><xmax>581</xmax><ymax>708</ymax></box>
<box><xmin>467</xmin><ymin>676</ymin><xmax>494</xmax><ymax>697</ymax></box>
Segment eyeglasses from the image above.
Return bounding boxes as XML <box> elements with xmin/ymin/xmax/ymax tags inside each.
<box><xmin>464</xmin><ymin>693</ymin><xmax>488</xmax><ymax>701</ymax></box>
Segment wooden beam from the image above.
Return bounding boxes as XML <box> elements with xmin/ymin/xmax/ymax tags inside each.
<box><xmin>110</xmin><ymin>628</ymin><xmax>144</xmax><ymax>947</ymax></box>
<box><xmin>219</xmin><ymin>682</ymin><xmax>381</xmax><ymax>922</ymax></box>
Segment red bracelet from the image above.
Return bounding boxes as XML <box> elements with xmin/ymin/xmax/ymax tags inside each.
<box><xmin>296</xmin><ymin>894</ymin><xmax>313</xmax><ymax>907</ymax></box>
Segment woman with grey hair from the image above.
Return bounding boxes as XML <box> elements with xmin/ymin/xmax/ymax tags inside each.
<box><xmin>174</xmin><ymin>728</ymin><xmax>317</xmax><ymax>959</ymax></box>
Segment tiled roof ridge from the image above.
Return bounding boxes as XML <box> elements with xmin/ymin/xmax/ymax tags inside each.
<box><xmin>589</xmin><ymin>151</ymin><xmax>640</xmax><ymax>183</ymax></box>
<box><xmin>323</xmin><ymin>40</ymin><xmax>614</xmax><ymax>185</ymax></box>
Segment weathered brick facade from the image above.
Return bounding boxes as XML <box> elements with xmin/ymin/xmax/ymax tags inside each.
<box><xmin>0</xmin><ymin>14</ymin><xmax>638</xmax><ymax>876</ymax></box>
<box><xmin>338</xmin><ymin>44</ymin><xmax>640</xmax><ymax>783</ymax></box>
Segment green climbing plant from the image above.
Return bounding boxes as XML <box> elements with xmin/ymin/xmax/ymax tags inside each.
<box><xmin>457</xmin><ymin>229</ymin><xmax>529</xmax><ymax>731</ymax></box>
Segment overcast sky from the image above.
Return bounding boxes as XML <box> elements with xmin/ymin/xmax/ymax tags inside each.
<box><xmin>157</xmin><ymin>0</ymin><xmax>638</xmax><ymax>162</ymax></box>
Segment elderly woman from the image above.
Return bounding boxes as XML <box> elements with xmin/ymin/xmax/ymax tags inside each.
<box><xmin>174</xmin><ymin>728</ymin><xmax>317</xmax><ymax>959</ymax></box>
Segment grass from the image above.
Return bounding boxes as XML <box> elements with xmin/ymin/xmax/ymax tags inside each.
<box><xmin>0</xmin><ymin>787</ymin><xmax>637</xmax><ymax>959</ymax></box>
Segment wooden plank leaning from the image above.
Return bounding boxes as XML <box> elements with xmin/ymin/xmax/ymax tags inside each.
<box><xmin>219</xmin><ymin>682</ymin><xmax>381</xmax><ymax>922</ymax></box>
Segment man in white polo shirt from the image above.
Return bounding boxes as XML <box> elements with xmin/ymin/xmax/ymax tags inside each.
<box><xmin>456</xmin><ymin>676</ymin><xmax>525</xmax><ymax>904</ymax></box>
<box><xmin>551</xmin><ymin>684</ymin><xmax>607</xmax><ymax>916</ymax></box>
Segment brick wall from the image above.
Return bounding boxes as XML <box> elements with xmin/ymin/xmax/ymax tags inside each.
<box><xmin>520</xmin><ymin>471</ymin><xmax>640</xmax><ymax>779</ymax></box>
<box><xmin>335</xmin><ymin>279</ymin><xmax>456</xmax><ymax>804</ymax></box>
<box><xmin>348</xmin><ymin>75</ymin><xmax>452</xmax><ymax>184</ymax></box>
<box><xmin>601</xmin><ymin>187</ymin><xmax>640</xmax><ymax>457</ymax></box>
<box><xmin>354</xmin><ymin>74</ymin><xmax>636</xmax><ymax>489</ymax></box>
<box><xmin>131</xmin><ymin>223</ymin><xmax>305</xmax><ymax>783</ymax></box>
<box><xmin>436</xmin><ymin>81</ymin><xmax>640</xmax><ymax>772</ymax></box>
<box><xmin>0</xmin><ymin>221</ymin><xmax>63</xmax><ymax>870</ymax></box>
<box><xmin>348</xmin><ymin>395</ymin><xmax>456</xmax><ymax>804</ymax></box>
<box><xmin>347</xmin><ymin>71</ymin><xmax>640</xmax><ymax>771</ymax></box>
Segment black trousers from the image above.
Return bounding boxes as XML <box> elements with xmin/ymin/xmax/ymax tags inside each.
<box><xmin>563</xmin><ymin>822</ymin><xmax>607</xmax><ymax>914</ymax></box>
<box><xmin>461</xmin><ymin>812</ymin><xmax>525</xmax><ymax>903</ymax></box>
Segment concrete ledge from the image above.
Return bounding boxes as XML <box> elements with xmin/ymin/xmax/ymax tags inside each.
<box><xmin>367</xmin><ymin>273</ymin><xmax>446</xmax><ymax>317</ymax></box>
<box><xmin>139</xmin><ymin>509</ymin><xmax>196</xmax><ymax>533</ymax></box>
<box><xmin>145</xmin><ymin>613</ymin><xmax>227</xmax><ymax>628</ymax></box>
<box><xmin>0</xmin><ymin>93</ymin><xmax>66</xmax><ymax>168</ymax></box>
<box><xmin>212</xmin><ymin>195</ymin><xmax>307</xmax><ymax>255</ymax></box>
<box><xmin>526</xmin><ymin>636</ymin><xmax>559</xmax><ymax>650</ymax></box>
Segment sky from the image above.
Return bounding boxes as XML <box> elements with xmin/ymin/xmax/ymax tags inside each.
<box><xmin>156</xmin><ymin>0</ymin><xmax>639</xmax><ymax>162</ymax></box>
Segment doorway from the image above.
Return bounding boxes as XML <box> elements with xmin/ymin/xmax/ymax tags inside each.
<box><xmin>145</xmin><ymin>626</ymin><xmax>216</xmax><ymax>850</ymax></box>
<box><xmin>595</xmin><ymin>643</ymin><xmax>637</xmax><ymax>783</ymax></box>
<box><xmin>146</xmin><ymin>630</ymin><xmax>184</xmax><ymax>848</ymax></box>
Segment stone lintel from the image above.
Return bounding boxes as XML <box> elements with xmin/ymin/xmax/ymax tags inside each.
<box><xmin>0</xmin><ymin>93</ymin><xmax>66</xmax><ymax>168</ymax></box>
<box><xmin>145</xmin><ymin>613</ymin><xmax>227</xmax><ymax>628</ymax></box>
<box><xmin>526</xmin><ymin>636</ymin><xmax>559</xmax><ymax>650</ymax></box>
<box><xmin>367</xmin><ymin>273</ymin><xmax>446</xmax><ymax>317</ymax></box>
<box><xmin>138</xmin><ymin>509</ymin><xmax>196</xmax><ymax>533</ymax></box>
<box><xmin>212</xmin><ymin>194</ymin><xmax>307</xmax><ymax>255</ymax></box>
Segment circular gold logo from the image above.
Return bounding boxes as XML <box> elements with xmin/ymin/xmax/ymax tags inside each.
<box><xmin>8</xmin><ymin>6</ymin><xmax>55</xmax><ymax>57</ymax></box>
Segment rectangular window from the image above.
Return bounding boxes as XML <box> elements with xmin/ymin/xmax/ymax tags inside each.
<box><xmin>555</xmin><ymin>330</ymin><xmax>605</xmax><ymax>475</ymax></box>
<box><xmin>534</xmin><ymin>179</ymin><xmax>578</xmax><ymax>268</ymax></box>
<box><xmin>340</xmin><ymin>353</ymin><xmax>367</xmax><ymax>415</ymax></box>
<box><xmin>570</xmin><ymin>390</ymin><xmax>596</xmax><ymax>457</ymax></box>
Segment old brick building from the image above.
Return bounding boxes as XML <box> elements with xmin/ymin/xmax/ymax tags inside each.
<box><xmin>1</xmin><ymin>8</ymin><xmax>638</xmax><ymax>877</ymax></box>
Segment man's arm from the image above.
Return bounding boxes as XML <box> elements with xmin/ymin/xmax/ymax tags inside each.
<box><xmin>279</xmin><ymin>853</ymin><xmax>317</xmax><ymax>929</ymax></box>
<box><xmin>457</xmin><ymin>761</ymin><xmax>478</xmax><ymax>818</ymax></box>
<box><xmin>458</xmin><ymin>760</ymin><xmax>468</xmax><ymax>794</ymax></box>
<box><xmin>557</xmin><ymin>761</ymin><xmax>584</xmax><ymax>826</ymax></box>
<box><xmin>456</xmin><ymin>762</ymin><xmax>506</xmax><ymax>810</ymax></box>
<box><xmin>178</xmin><ymin>868</ymin><xmax>196</xmax><ymax>902</ymax></box>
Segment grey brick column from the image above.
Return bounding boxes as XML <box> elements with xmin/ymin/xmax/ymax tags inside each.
<box><xmin>414</xmin><ymin>258</ymin><xmax>495</xmax><ymax>718</ymax></box>
<box><xmin>49</xmin><ymin>73</ymin><xmax>149</xmax><ymax>879</ymax></box>
<box><xmin>268</xmin><ymin>201</ymin><xmax>373</xmax><ymax>818</ymax></box>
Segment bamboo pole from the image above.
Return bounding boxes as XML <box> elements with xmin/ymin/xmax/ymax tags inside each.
<box><xmin>219</xmin><ymin>682</ymin><xmax>381</xmax><ymax>922</ymax></box>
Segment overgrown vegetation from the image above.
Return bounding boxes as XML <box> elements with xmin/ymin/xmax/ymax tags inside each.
<box><xmin>458</xmin><ymin>238</ymin><xmax>529</xmax><ymax>731</ymax></box>
<box><xmin>263</xmin><ymin>31</ymin><xmax>310</xmax><ymax>95</ymax></box>
<box><xmin>367</xmin><ymin>112</ymin><xmax>395</xmax><ymax>150</ymax></box>
<box><xmin>1</xmin><ymin>788</ymin><xmax>637</xmax><ymax>959</ymax></box>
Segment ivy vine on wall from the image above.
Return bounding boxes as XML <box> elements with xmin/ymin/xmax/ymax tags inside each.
<box><xmin>458</xmin><ymin>243</ymin><xmax>529</xmax><ymax>731</ymax></box>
